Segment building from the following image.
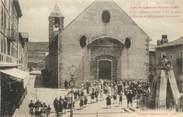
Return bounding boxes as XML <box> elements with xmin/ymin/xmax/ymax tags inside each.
<box><xmin>0</xmin><ymin>0</ymin><xmax>29</xmax><ymax>116</ymax></box>
<box><xmin>149</xmin><ymin>44</ymin><xmax>156</xmax><ymax>82</ymax></box>
<box><xmin>28</xmin><ymin>42</ymin><xmax>48</xmax><ymax>71</ymax></box>
<box><xmin>156</xmin><ymin>36</ymin><xmax>183</xmax><ymax>91</ymax></box>
<box><xmin>47</xmin><ymin>1</ymin><xmax>151</xmax><ymax>88</ymax></box>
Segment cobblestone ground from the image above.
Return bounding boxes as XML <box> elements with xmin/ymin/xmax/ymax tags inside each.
<box><xmin>13</xmin><ymin>75</ymin><xmax>183</xmax><ymax>117</ymax></box>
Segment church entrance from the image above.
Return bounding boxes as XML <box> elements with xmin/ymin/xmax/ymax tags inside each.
<box><xmin>98</xmin><ymin>60</ymin><xmax>112</xmax><ymax>80</ymax></box>
<box><xmin>88</xmin><ymin>37</ymin><xmax>123</xmax><ymax>80</ymax></box>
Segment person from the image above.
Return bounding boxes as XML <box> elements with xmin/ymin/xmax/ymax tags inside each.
<box><xmin>59</xmin><ymin>97</ymin><xmax>64</xmax><ymax>115</ymax></box>
<box><xmin>53</xmin><ymin>98</ymin><xmax>59</xmax><ymax>116</ymax></box>
<box><xmin>34</xmin><ymin>102</ymin><xmax>39</xmax><ymax>116</ymax></box>
<box><xmin>63</xmin><ymin>97</ymin><xmax>68</xmax><ymax>113</ymax></box>
<box><xmin>91</xmin><ymin>89</ymin><xmax>95</xmax><ymax>103</ymax></box>
<box><xmin>42</xmin><ymin>102</ymin><xmax>47</xmax><ymax>116</ymax></box>
<box><xmin>126</xmin><ymin>89</ymin><xmax>134</xmax><ymax>108</ymax></box>
<box><xmin>113</xmin><ymin>94</ymin><xmax>117</xmax><ymax>104</ymax></box>
<box><xmin>86</xmin><ymin>80</ymin><xmax>90</xmax><ymax>94</ymax></box>
<box><xmin>106</xmin><ymin>95</ymin><xmax>111</xmax><ymax>108</ymax></box>
<box><xmin>119</xmin><ymin>92</ymin><xmax>123</xmax><ymax>106</ymax></box>
<box><xmin>28</xmin><ymin>100</ymin><xmax>34</xmax><ymax>115</ymax></box>
<box><xmin>64</xmin><ymin>80</ymin><xmax>69</xmax><ymax>89</ymax></box>
<box><xmin>95</xmin><ymin>90</ymin><xmax>99</xmax><ymax>102</ymax></box>
<box><xmin>84</xmin><ymin>95</ymin><xmax>88</xmax><ymax>106</ymax></box>
<box><xmin>34</xmin><ymin>100</ymin><xmax>41</xmax><ymax>117</ymax></box>
<box><xmin>46</xmin><ymin>105</ymin><xmax>51</xmax><ymax>117</ymax></box>
<box><xmin>79</xmin><ymin>97</ymin><xmax>84</xmax><ymax>109</ymax></box>
<box><xmin>160</xmin><ymin>54</ymin><xmax>169</xmax><ymax>70</ymax></box>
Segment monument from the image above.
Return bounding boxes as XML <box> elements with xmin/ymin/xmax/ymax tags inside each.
<box><xmin>150</xmin><ymin>55</ymin><xmax>181</xmax><ymax>109</ymax></box>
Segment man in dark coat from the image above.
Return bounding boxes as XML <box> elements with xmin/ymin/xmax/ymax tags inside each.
<box><xmin>126</xmin><ymin>89</ymin><xmax>135</xmax><ymax>108</ymax></box>
<box><xmin>64</xmin><ymin>80</ymin><xmax>68</xmax><ymax>89</ymax></box>
<box><xmin>106</xmin><ymin>95</ymin><xmax>111</xmax><ymax>108</ymax></box>
<box><xmin>28</xmin><ymin>100</ymin><xmax>34</xmax><ymax>115</ymax></box>
<box><xmin>53</xmin><ymin>98</ymin><xmax>59</xmax><ymax>116</ymax></box>
<box><xmin>59</xmin><ymin>97</ymin><xmax>64</xmax><ymax>114</ymax></box>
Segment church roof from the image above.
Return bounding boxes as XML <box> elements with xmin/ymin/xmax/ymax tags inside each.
<box><xmin>157</xmin><ymin>36</ymin><xmax>183</xmax><ymax>48</ymax></box>
<box><xmin>63</xmin><ymin>0</ymin><xmax>151</xmax><ymax>41</ymax></box>
<box><xmin>49</xmin><ymin>3</ymin><xmax>64</xmax><ymax>17</ymax></box>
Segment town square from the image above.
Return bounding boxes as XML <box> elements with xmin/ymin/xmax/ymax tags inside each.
<box><xmin>1</xmin><ymin>0</ymin><xmax>183</xmax><ymax>117</ymax></box>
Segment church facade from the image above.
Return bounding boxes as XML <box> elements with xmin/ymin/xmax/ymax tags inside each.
<box><xmin>47</xmin><ymin>1</ymin><xmax>150</xmax><ymax>88</ymax></box>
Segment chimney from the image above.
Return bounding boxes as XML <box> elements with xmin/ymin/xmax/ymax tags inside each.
<box><xmin>161</xmin><ymin>35</ymin><xmax>168</xmax><ymax>44</ymax></box>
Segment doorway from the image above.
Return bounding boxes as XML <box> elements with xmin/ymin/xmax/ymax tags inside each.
<box><xmin>98</xmin><ymin>60</ymin><xmax>112</xmax><ymax>80</ymax></box>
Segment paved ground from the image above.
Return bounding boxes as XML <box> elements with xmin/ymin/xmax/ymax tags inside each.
<box><xmin>13</xmin><ymin>75</ymin><xmax>183</xmax><ymax>117</ymax></box>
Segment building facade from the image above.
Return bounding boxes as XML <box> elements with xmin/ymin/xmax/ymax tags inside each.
<box><xmin>0</xmin><ymin>0</ymin><xmax>28</xmax><ymax>67</ymax></box>
<box><xmin>47</xmin><ymin>1</ymin><xmax>151</xmax><ymax>88</ymax></box>
<box><xmin>0</xmin><ymin>0</ymin><xmax>29</xmax><ymax>116</ymax></box>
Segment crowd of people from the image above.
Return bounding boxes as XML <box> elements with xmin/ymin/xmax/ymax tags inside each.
<box><xmin>83</xmin><ymin>79</ymin><xmax>150</xmax><ymax>108</ymax></box>
<box><xmin>28</xmin><ymin>79</ymin><xmax>151</xmax><ymax>116</ymax></box>
<box><xmin>28</xmin><ymin>100</ymin><xmax>51</xmax><ymax>117</ymax></box>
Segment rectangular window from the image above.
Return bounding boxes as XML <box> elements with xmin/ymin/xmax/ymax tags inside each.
<box><xmin>4</xmin><ymin>37</ymin><xmax>6</xmax><ymax>54</ymax></box>
<box><xmin>1</xmin><ymin>7</ymin><xmax>4</xmax><ymax>32</ymax></box>
<box><xmin>1</xmin><ymin>36</ymin><xmax>4</xmax><ymax>53</ymax></box>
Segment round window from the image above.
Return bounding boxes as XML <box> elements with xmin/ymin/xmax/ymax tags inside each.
<box><xmin>102</xmin><ymin>10</ymin><xmax>111</xmax><ymax>23</ymax></box>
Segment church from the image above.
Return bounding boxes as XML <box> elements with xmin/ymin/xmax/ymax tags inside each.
<box><xmin>46</xmin><ymin>0</ymin><xmax>151</xmax><ymax>88</ymax></box>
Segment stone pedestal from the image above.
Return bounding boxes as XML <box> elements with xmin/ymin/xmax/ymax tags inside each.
<box><xmin>153</xmin><ymin>69</ymin><xmax>180</xmax><ymax>109</ymax></box>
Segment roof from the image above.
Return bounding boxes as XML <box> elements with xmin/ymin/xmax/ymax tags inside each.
<box><xmin>157</xmin><ymin>36</ymin><xmax>183</xmax><ymax>48</ymax></box>
<box><xmin>63</xmin><ymin>0</ymin><xmax>151</xmax><ymax>42</ymax></box>
<box><xmin>49</xmin><ymin>3</ymin><xmax>64</xmax><ymax>18</ymax></box>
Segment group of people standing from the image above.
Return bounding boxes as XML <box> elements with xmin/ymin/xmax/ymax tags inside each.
<box><xmin>28</xmin><ymin>79</ymin><xmax>150</xmax><ymax>116</ymax></box>
<box><xmin>28</xmin><ymin>100</ymin><xmax>51</xmax><ymax>117</ymax></box>
<box><xmin>53</xmin><ymin>96</ymin><xmax>74</xmax><ymax>116</ymax></box>
<box><xmin>83</xmin><ymin>79</ymin><xmax>150</xmax><ymax>109</ymax></box>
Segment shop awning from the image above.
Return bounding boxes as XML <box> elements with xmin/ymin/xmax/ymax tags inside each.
<box><xmin>0</xmin><ymin>62</ymin><xmax>21</xmax><ymax>68</ymax></box>
<box><xmin>0</xmin><ymin>68</ymin><xmax>30</xmax><ymax>88</ymax></box>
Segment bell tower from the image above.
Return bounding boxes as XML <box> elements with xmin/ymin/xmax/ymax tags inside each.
<box><xmin>48</xmin><ymin>3</ymin><xmax>64</xmax><ymax>88</ymax></box>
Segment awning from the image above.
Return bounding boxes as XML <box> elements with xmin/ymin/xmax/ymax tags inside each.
<box><xmin>0</xmin><ymin>62</ymin><xmax>21</xmax><ymax>68</ymax></box>
<box><xmin>0</xmin><ymin>68</ymin><xmax>30</xmax><ymax>88</ymax></box>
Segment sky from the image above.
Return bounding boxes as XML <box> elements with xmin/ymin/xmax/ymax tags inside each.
<box><xmin>19</xmin><ymin>0</ymin><xmax>183</xmax><ymax>44</ymax></box>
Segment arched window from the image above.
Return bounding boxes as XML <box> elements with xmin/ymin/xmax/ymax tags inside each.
<box><xmin>80</xmin><ymin>36</ymin><xmax>87</xmax><ymax>48</ymax></box>
<box><xmin>102</xmin><ymin>10</ymin><xmax>111</xmax><ymax>23</ymax></box>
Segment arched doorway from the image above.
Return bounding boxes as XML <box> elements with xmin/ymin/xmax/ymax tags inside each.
<box><xmin>88</xmin><ymin>37</ymin><xmax>123</xmax><ymax>80</ymax></box>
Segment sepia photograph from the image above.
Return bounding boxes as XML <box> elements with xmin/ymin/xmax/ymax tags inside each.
<box><xmin>0</xmin><ymin>0</ymin><xmax>183</xmax><ymax>117</ymax></box>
